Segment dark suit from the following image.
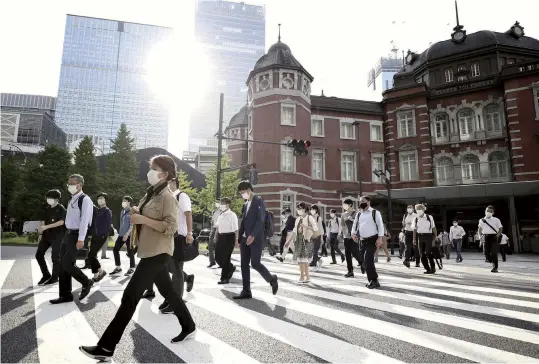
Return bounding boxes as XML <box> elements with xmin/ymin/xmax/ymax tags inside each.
<box><xmin>280</xmin><ymin>215</ymin><xmax>296</xmax><ymax>254</ymax></box>
<box><xmin>238</xmin><ymin>195</ymin><xmax>273</xmax><ymax>293</ymax></box>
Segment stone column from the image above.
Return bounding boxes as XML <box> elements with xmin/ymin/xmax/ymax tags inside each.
<box><xmin>508</xmin><ymin>196</ymin><xmax>519</xmax><ymax>253</ymax></box>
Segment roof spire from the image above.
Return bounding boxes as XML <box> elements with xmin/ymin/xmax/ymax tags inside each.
<box><xmin>455</xmin><ymin>0</ymin><xmax>460</xmax><ymax>27</ymax></box>
<box><xmin>278</xmin><ymin>23</ymin><xmax>281</xmax><ymax>42</ymax></box>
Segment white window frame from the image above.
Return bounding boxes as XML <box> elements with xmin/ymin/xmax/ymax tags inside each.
<box><xmin>397</xmin><ymin>110</ymin><xmax>416</xmax><ymax>138</ymax></box>
<box><xmin>488</xmin><ymin>153</ymin><xmax>509</xmax><ymax>179</ymax></box>
<box><xmin>471</xmin><ymin>63</ymin><xmax>480</xmax><ymax>78</ymax></box>
<box><xmin>435</xmin><ymin>157</ymin><xmax>454</xmax><ymax>183</ymax></box>
<box><xmin>533</xmin><ymin>85</ymin><xmax>539</xmax><ymax>120</ymax></box>
<box><xmin>280</xmin><ymin>103</ymin><xmax>296</xmax><ymax>126</ymax></box>
<box><xmin>280</xmin><ymin>191</ymin><xmax>296</xmax><ymax>217</ymax></box>
<box><xmin>434</xmin><ymin>113</ymin><xmax>449</xmax><ymax>139</ymax></box>
<box><xmin>444</xmin><ymin>69</ymin><xmax>454</xmax><ymax>83</ymax></box>
<box><xmin>339</xmin><ymin>119</ymin><xmax>356</xmax><ymax>140</ymax></box>
<box><xmin>311</xmin><ymin>117</ymin><xmax>324</xmax><ymax>137</ymax></box>
<box><xmin>371</xmin><ymin>153</ymin><xmax>384</xmax><ymax>183</ymax></box>
<box><xmin>341</xmin><ymin>151</ymin><xmax>356</xmax><ymax>181</ymax></box>
<box><xmin>458</xmin><ymin>109</ymin><xmax>475</xmax><ymax>136</ymax></box>
<box><xmin>280</xmin><ymin>144</ymin><xmax>295</xmax><ymax>172</ymax></box>
<box><xmin>369</xmin><ymin>121</ymin><xmax>383</xmax><ymax>142</ymax></box>
<box><xmin>484</xmin><ymin>104</ymin><xmax>502</xmax><ymax>132</ymax></box>
<box><xmin>311</xmin><ymin>149</ymin><xmax>325</xmax><ymax>180</ymax></box>
<box><xmin>399</xmin><ymin>150</ymin><xmax>418</xmax><ymax>181</ymax></box>
<box><xmin>461</xmin><ymin>155</ymin><xmax>481</xmax><ymax>181</ymax></box>
<box><xmin>457</xmin><ymin>75</ymin><xmax>467</xmax><ymax>82</ymax></box>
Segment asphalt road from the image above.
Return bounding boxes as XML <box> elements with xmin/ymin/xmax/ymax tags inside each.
<box><xmin>1</xmin><ymin>245</ymin><xmax>539</xmax><ymax>363</ymax></box>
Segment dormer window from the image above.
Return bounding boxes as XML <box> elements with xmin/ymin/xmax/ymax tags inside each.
<box><xmin>445</xmin><ymin>69</ymin><xmax>454</xmax><ymax>83</ymax></box>
<box><xmin>471</xmin><ymin>63</ymin><xmax>480</xmax><ymax>77</ymax></box>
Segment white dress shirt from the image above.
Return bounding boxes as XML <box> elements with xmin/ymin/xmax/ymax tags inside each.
<box><xmin>65</xmin><ymin>191</ymin><xmax>94</xmax><ymax>241</ymax></box>
<box><xmin>500</xmin><ymin>234</ymin><xmax>509</xmax><ymax>245</ymax></box>
<box><xmin>402</xmin><ymin>212</ymin><xmax>417</xmax><ymax>232</ymax></box>
<box><xmin>352</xmin><ymin>207</ymin><xmax>384</xmax><ymax>238</ymax></box>
<box><xmin>449</xmin><ymin>225</ymin><xmax>465</xmax><ymax>241</ymax></box>
<box><xmin>217</xmin><ymin>209</ymin><xmax>238</xmax><ymax>234</ymax></box>
<box><xmin>399</xmin><ymin>231</ymin><xmax>405</xmax><ymax>243</ymax></box>
<box><xmin>174</xmin><ymin>191</ymin><xmax>191</xmax><ymax>236</ymax></box>
<box><xmin>411</xmin><ymin>214</ymin><xmax>436</xmax><ymax>234</ymax></box>
<box><xmin>478</xmin><ymin>216</ymin><xmax>502</xmax><ymax>234</ymax></box>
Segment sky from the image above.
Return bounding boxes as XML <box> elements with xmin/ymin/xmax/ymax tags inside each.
<box><xmin>1</xmin><ymin>0</ymin><xmax>538</xmax><ymax>156</ymax></box>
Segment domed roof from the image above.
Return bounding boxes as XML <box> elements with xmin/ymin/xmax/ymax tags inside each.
<box><xmin>227</xmin><ymin>104</ymin><xmax>248</xmax><ymax>128</ymax></box>
<box><xmin>250</xmin><ymin>40</ymin><xmax>313</xmax><ymax>80</ymax></box>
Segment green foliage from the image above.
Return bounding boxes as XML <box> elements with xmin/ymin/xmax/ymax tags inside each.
<box><xmin>177</xmin><ymin>171</ymin><xmax>202</xmax><ymax>215</ymax></box>
<box><xmin>27</xmin><ymin>232</ymin><xmax>39</xmax><ymax>243</ymax></box>
<box><xmin>198</xmin><ymin>155</ymin><xmax>243</xmax><ymax>216</ymax></box>
<box><xmin>2</xmin><ymin>232</ymin><xmax>18</xmax><ymax>239</ymax></box>
<box><xmin>72</xmin><ymin>136</ymin><xmax>99</xmax><ymax>196</ymax></box>
<box><xmin>1</xmin><ymin>155</ymin><xmax>23</xmax><ymax>216</ymax></box>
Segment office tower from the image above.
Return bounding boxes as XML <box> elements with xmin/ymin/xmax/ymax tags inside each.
<box><xmin>190</xmin><ymin>0</ymin><xmax>265</xmax><ymax>145</ymax></box>
<box><xmin>55</xmin><ymin>15</ymin><xmax>173</xmax><ymax>154</ymax></box>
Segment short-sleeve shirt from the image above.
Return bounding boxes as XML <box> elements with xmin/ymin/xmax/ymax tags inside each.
<box><xmin>175</xmin><ymin>191</ymin><xmax>192</xmax><ymax>236</ymax></box>
<box><xmin>217</xmin><ymin>209</ymin><xmax>238</xmax><ymax>234</ymax></box>
<box><xmin>478</xmin><ymin>216</ymin><xmax>502</xmax><ymax>235</ymax></box>
<box><xmin>411</xmin><ymin>214</ymin><xmax>436</xmax><ymax>234</ymax></box>
<box><xmin>43</xmin><ymin>204</ymin><xmax>66</xmax><ymax>240</ymax></box>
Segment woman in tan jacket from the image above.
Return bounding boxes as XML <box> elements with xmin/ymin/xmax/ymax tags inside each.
<box><xmin>80</xmin><ymin>155</ymin><xmax>196</xmax><ymax>361</ymax></box>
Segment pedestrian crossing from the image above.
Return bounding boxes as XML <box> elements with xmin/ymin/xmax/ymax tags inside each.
<box><xmin>1</xmin><ymin>253</ymin><xmax>539</xmax><ymax>363</ymax></box>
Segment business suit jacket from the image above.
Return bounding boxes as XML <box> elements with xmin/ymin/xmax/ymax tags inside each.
<box><xmin>239</xmin><ymin>195</ymin><xmax>266</xmax><ymax>244</ymax></box>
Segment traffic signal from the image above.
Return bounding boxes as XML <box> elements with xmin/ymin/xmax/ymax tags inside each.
<box><xmin>287</xmin><ymin>139</ymin><xmax>311</xmax><ymax>156</ymax></box>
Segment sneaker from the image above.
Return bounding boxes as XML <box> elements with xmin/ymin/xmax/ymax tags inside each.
<box><xmin>38</xmin><ymin>276</ymin><xmax>51</xmax><ymax>286</ymax></box>
<box><xmin>125</xmin><ymin>268</ymin><xmax>135</xmax><ymax>276</ymax></box>
<box><xmin>110</xmin><ymin>267</ymin><xmax>122</xmax><ymax>275</ymax></box>
<box><xmin>43</xmin><ymin>277</ymin><xmax>58</xmax><ymax>285</ymax></box>
<box><xmin>79</xmin><ymin>346</ymin><xmax>113</xmax><ymax>361</ymax></box>
<box><xmin>92</xmin><ymin>270</ymin><xmax>107</xmax><ymax>283</ymax></box>
<box><xmin>276</xmin><ymin>257</ymin><xmax>284</xmax><ymax>263</ymax></box>
<box><xmin>160</xmin><ymin>305</ymin><xmax>174</xmax><ymax>315</ymax></box>
<box><xmin>158</xmin><ymin>301</ymin><xmax>169</xmax><ymax>310</ymax></box>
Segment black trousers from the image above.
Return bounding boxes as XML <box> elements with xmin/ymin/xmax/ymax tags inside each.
<box><xmin>239</xmin><ymin>236</ymin><xmax>273</xmax><ymax>294</ymax></box>
<box><xmin>35</xmin><ymin>234</ymin><xmax>62</xmax><ymax>280</ymax></box>
<box><xmin>358</xmin><ymin>236</ymin><xmax>378</xmax><ymax>282</ymax></box>
<box><xmin>311</xmin><ymin>236</ymin><xmax>322</xmax><ymax>265</ymax></box>
<box><xmin>98</xmin><ymin>253</ymin><xmax>194</xmax><ymax>351</ymax></box>
<box><xmin>500</xmin><ymin>244</ymin><xmax>508</xmax><ymax>261</ymax></box>
<box><xmin>484</xmin><ymin>234</ymin><xmax>500</xmax><ymax>269</ymax></box>
<box><xmin>59</xmin><ymin>233</ymin><xmax>91</xmax><ymax>299</ymax></box>
<box><xmin>113</xmin><ymin>235</ymin><xmax>135</xmax><ymax>268</ymax></box>
<box><xmin>264</xmin><ymin>237</ymin><xmax>277</xmax><ymax>255</ymax></box>
<box><xmin>344</xmin><ymin>238</ymin><xmax>362</xmax><ymax>273</ymax></box>
<box><xmin>417</xmin><ymin>233</ymin><xmax>435</xmax><ymax>271</ymax></box>
<box><xmin>216</xmin><ymin>232</ymin><xmax>235</xmax><ymax>281</ymax></box>
<box><xmin>87</xmin><ymin>235</ymin><xmax>108</xmax><ymax>274</ymax></box>
<box><xmin>321</xmin><ymin>238</ymin><xmax>328</xmax><ymax>256</ymax></box>
<box><xmin>404</xmin><ymin>231</ymin><xmax>417</xmax><ymax>262</ymax></box>
<box><xmin>329</xmin><ymin>233</ymin><xmax>344</xmax><ymax>263</ymax></box>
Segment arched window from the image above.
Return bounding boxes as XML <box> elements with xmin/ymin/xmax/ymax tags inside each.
<box><xmin>458</xmin><ymin>109</ymin><xmax>475</xmax><ymax>135</ymax></box>
<box><xmin>435</xmin><ymin>157</ymin><xmax>454</xmax><ymax>183</ymax></box>
<box><xmin>489</xmin><ymin>152</ymin><xmax>508</xmax><ymax>179</ymax></box>
<box><xmin>484</xmin><ymin>104</ymin><xmax>502</xmax><ymax>132</ymax></box>
<box><xmin>434</xmin><ymin>113</ymin><xmax>449</xmax><ymax>138</ymax></box>
<box><xmin>461</xmin><ymin>154</ymin><xmax>480</xmax><ymax>181</ymax></box>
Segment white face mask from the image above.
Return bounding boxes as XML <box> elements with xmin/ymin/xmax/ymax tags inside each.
<box><xmin>310</xmin><ymin>210</ymin><xmax>316</xmax><ymax>215</ymax></box>
<box><xmin>485</xmin><ymin>211</ymin><xmax>493</xmax><ymax>217</ymax></box>
<box><xmin>67</xmin><ymin>184</ymin><xmax>79</xmax><ymax>195</ymax></box>
<box><xmin>122</xmin><ymin>202</ymin><xmax>129</xmax><ymax>209</ymax></box>
<box><xmin>342</xmin><ymin>204</ymin><xmax>349</xmax><ymax>210</ymax></box>
<box><xmin>97</xmin><ymin>198</ymin><xmax>106</xmax><ymax>206</ymax></box>
<box><xmin>417</xmin><ymin>210</ymin><xmax>425</xmax><ymax>216</ymax></box>
<box><xmin>46</xmin><ymin>198</ymin><xmax>56</xmax><ymax>206</ymax></box>
<box><xmin>330</xmin><ymin>213</ymin><xmax>335</xmax><ymax>218</ymax></box>
<box><xmin>241</xmin><ymin>192</ymin><xmax>250</xmax><ymax>200</ymax></box>
<box><xmin>215</xmin><ymin>202</ymin><xmax>220</xmax><ymax>208</ymax></box>
<box><xmin>297</xmin><ymin>209</ymin><xmax>305</xmax><ymax>216</ymax></box>
<box><xmin>407</xmin><ymin>208</ymin><xmax>413</xmax><ymax>213</ymax></box>
<box><xmin>219</xmin><ymin>204</ymin><xmax>228</xmax><ymax>211</ymax></box>
<box><xmin>453</xmin><ymin>222</ymin><xmax>458</xmax><ymax>226</ymax></box>
<box><xmin>147</xmin><ymin>169</ymin><xmax>162</xmax><ymax>186</ymax></box>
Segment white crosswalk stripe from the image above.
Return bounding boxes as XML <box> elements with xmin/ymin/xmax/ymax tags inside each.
<box><xmin>1</xmin><ymin>252</ymin><xmax>539</xmax><ymax>364</ymax></box>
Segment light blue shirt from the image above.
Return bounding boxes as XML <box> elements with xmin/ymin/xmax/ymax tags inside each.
<box><xmin>118</xmin><ymin>208</ymin><xmax>131</xmax><ymax>236</ymax></box>
<box><xmin>65</xmin><ymin>191</ymin><xmax>93</xmax><ymax>241</ymax></box>
<box><xmin>352</xmin><ymin>207</ymin><xmax>385</xmax><ymax>238</ymax></box>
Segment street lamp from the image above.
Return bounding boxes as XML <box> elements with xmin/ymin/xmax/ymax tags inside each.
<box><xmin>373</xmin><ymin>167</ymin><xmax>393</xmax><ymax>249</ymax></box>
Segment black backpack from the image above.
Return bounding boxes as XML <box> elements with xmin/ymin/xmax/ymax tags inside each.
<box><xmin>415</xmin><ymin>215</ymin><xmax>433</xmax><ymax>231</ymax></box>
<box><xmin>265</xmin><ymin>210</ymin><xmax>275</xmax><ymax>238</ymax></box>
<box><xmin>351</xmin><ymin>209</ymin><xmax>380</xmax><ymax>236</ymax></box>
<box><xmin>77</xmin><ymin>194</ymin><xmax>98</xmax><ymax>236</ymax></box>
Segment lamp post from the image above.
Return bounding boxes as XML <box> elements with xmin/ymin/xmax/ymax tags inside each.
<box><xmin>373</xmin><ymin>167</ymin><xmax>392</xmax><ymax>242</ymax></box>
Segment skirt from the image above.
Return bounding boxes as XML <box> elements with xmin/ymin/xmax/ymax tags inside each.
<box><xmin>293</xmin><ymin>237</ymin><xmax>313</xmax><ymax>264</ymax></box>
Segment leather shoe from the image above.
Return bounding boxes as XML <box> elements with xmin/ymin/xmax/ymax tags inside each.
<box><xmin>228</xmin><ymin>266</ymin><xmax>236</xmax><ymax>280</ymax></box>
<box><xmin>233</xmin><ymin>291</ymin><xmax>252</xmax><ymax>300</ymax></box>
<box><xmin>270</xmin><ymin>275</ymin><xmax>278</xmax><ymax>295</ymax></box>
<box><xmin>218</xmin><ymin>279</ymin><xmax>229</xmax><ymax>285</ymax></box>
<box><xmin>50</xmin><ymin>297</ymin><xmax>74</xmax><ymax>305</ymax></box>
<box><xmin>366</xmin><ymin>280</ymin><xmax>381</xmax><ymax>289</ymax></box>
<box><xmin>79</xmin><ymin>280</ymin><xmax>94</xmax><ymax>301</ymax></box>
<box><xmin>186</xmin><ymin>275</ymin><xmax>195</xmax><ymax>293</ymax></box>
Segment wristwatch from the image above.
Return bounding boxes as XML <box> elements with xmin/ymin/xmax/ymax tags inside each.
<box><xmin>187</xmin><ymin>232</ymin><xmax>193</xmax><ymax>236</ymax></box>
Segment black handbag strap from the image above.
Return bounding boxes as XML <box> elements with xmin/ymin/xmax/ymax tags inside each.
<box><xmin>482</xmin><ymin>218</ymin><xmax>498</xmax><ymax>233</ymax></box>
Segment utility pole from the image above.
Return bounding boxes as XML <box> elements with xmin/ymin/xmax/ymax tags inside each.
<box><xmin>216</xmin><ymin>93</ymin><xmax>224</xmax><ymax>201</ymax></box>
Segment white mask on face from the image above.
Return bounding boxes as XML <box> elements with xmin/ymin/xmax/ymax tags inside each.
<box><xmin>485</xmin><ymin>211</ymin><xmax>493</xmax><ymax>217</ymax></box>
<box><xmin>122</xmin><ymin>201</ymin><xmax>129</xmax><ymax>209</ymax></box>
<box><xmin>46</xmin><ymin>198</ymin><xmax>56</xmax><ymax>206</ymax></box>
<box><xmin>453</xmin><ymin>222</ymin><xmax>458</xmax><ymax>226</ymax></box>
<box><xmin>67</xmin><ymin>184</ymin><xmax>79</xmax><ymax>195</ymax></box>
<box><xmin>330</xmin><ymin>213</ymin><xmax>335</xmax><ymax>218</ymax></box>
<box><xmin>147</xmin><ymin>169</ymin><xmax>162</xmax><ymax>186</ymax></box>
<box><xmin>342</xmin><ymin>204</ymin><xmax>349</xmax><ymax>211</ymax></box>
<box><xmin>310</xmin><ymin>210</ymin><xmax>316</xmax><ymax>215</ymax></box>
<box><xmin>97</xmin><ymin>198</ymin><xmax>106</xmax><ymax>206</ymax></box>
<box><xmin>297</xmin><ymin>209</ymin><xmax>305</xmax><ymax>216</ymax></box>
<box><xmin>241</xmin><ymin>192</ymin><xmax>250</xmax><ymax>200</ymax></box>
<box><xmin>417</xmin><ymin>210</ymin><xmax>425</xmax><ymax>216</ymax></box>
<box><xmin>407</xmin><ymin>208</ymin><xmax>413</xmax><ymax>213</ymax></box>
<box><xmin>219</xmin><ymin>204</ymin><xmax>228</xmax><ymax>211</ymax></box>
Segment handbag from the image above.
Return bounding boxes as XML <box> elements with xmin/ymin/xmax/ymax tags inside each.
<box><xmin>182</xmin><ymin>237</ymin><xmax>199</xmax><ymax>262</ymax></box>
<box><xmin>75</xmin><ymin>248</ymin><xmax>89</xmax><ymax>260</ymax></box>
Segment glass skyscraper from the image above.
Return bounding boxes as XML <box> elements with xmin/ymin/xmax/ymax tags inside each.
<box><xmin>191</xmin><ymin>0</ymin><xmax>265</xmax><ymax>142</ymax></box>
<box><xmin>56</xmin><ymin>15</ymin><xmax>172</xmax><ymax>153</ymax></box>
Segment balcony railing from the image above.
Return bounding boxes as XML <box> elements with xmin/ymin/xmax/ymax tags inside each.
<box><xmin>434</xmin><ymin>161</ymin><xmax>512</xmax><ymax>186</ymax></box>
<box><xmin>432</xmin><ymin>129</ymin><xmax>507</xmax><ymax>145</ymax></box>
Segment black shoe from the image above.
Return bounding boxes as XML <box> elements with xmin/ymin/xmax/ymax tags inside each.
<box><xmin>125</xmin><ymin>268</ymin><xmax>135</xmax><ymax>276</ymax></box>
<box><xmin>228</xmin><ymin>266</ymin><xmax>236</xmax><ymax>280</ymax></box>
<box><xmin>79</xmin><ymin>280</ymin><xmax>94</xmax><ymax>301</ymax></box>
<box><xmin>171</xmin><ymin>327</ymin><xmax>197</xmax><ymax>343</ymax></box>
<box><xmin>160</xmin><ymin>305</ymin><xmax>174</xmax><ymax>315</ymax></box>
<box><xmin>387</xmin><ymin>257</ymin><xmax>391</xmax><ymax>263</ymax></box>
<box><xmin>344</xmin><ymin>272</ymin><xmax>354</xmax><ymax>278</ymax></box>
<box><xmin>110</xmin><ymin>267</ymin><xmax>122</xmax><ymax>275</ymax></box>
<box><xmin>92</xmin><ymin>270</ymin><xmax>107</xmax><ymax>283</ymax></box>
<box><xmin>159</xmin><ymin>301</ymin><xmax>169</xmax><ymax>310</ymax></box>
<box><xmin>270</xmin><ymin>275</ymin><xmax>278</xmax><ymax>295</ymax></box>
<box><xmin>208</xmin><ymin>262</ymin><xmax>216</xmax><ymax>268</ymax></box>
<box><xmin>330</xmin><ymin>262</ymin><xmax>337</xmax><ymax>265</ymax></box>
<box><xmin>101</xmin><ymin>256</ymin><xmax>109</xmax><ymax>260</ymax></box>
<box><xmin>491</xmin><ymin>268</ymin><xmax>498</xmax><ymax>273</ymax></box>
<box><xmin>424</xmin><ymin>270</ymin><xmax>435</xmax><ymax>274</ymax></box>
<box><xmin>360</xmin><ymin>265</ymin><xmax>366</xmax><ymax>275</ymax></box>
<box><xmin>502</xmin><ymin>258</ymin><xmax>506</xmax><ymax>262</ymax></box>
<box><xmin>341</xmin><ymin>255</ymin><xmax>345</xmax><ymax>263</ymax></box>
<box><xmin>218</xmin><ymin>279</ymin><xmax>229</xmax><ymax>285</ymax></box>
<box><xmin>38</xmin><ymin>276</ymin><xmax>51</xmax><ymax>286</ymax></box>
<box><xmin>79</xmin><ymin>345</ymin><xmax>113</xmax><ymax>361</ymax></box>
<box><xmin>403</xmin><ymin>261</ymin><xmax>410</xmax><ymax>268</ymax></box>
<box><xmin>142</xmin><ymin>290</ymin><xmax>155</xmax><ymax>299</ymax></box>
<box><xmin>43</xmin><ymin>277</ymin><xmax>58</xmax><ymax>285</ymax></box>
<box><xmin>276</xmin><ymin>257</ymin><xmax>284</xmax><ymax>263</ymax></box>
<box><xmin>49</xmin><ymin>297</ymin><xmax>74</xmax><ymax>304</ymax></box>
<box><xmin>233</xmin><ymin>291</ymin><xmax>252</xmax><ymax>300</ymax></box>
<box><xmin>415</xmin><ymin>264</ymin><xmax>420</xmax><ymax>268</ymax></box>
<box><xmin>398</xmin><ymin>256</ymin><xmax>402</xmax><ymax>259</ymax></box>
<box><xmin>81</xmin><ymin>264</ymin><xmax>91</xmax><ymax>270</ymax></box>
<box><xmin>366</xmin><ymin>280</ymin><xmax>381</xmax><ymax>289</ymax></box>
<box><xmin>309</xmin><ymin>262</ymin><xmax>316</xmax><ymax>267</ymax></box>
<box><xmin>186</xmin><ymin>274</ymin><xmax>195</xmax><ymax>292</ymax></box>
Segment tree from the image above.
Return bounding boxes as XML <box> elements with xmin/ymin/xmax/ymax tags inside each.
<box><xmin>11</xmin><ymin>145</ymin><xmax>72</xmax><ymax>221</ymax></box>
<box><xmin>72</xmin><ymin>136</ymin><xmax>98</xmax><ymax>196</ymax></box>
<box><xmin>1</xmin><ymin>155</ymin><xmax>23</xmax><ymax>219</ymax></box>
<box><xmin>197</xmin><ymin>155</ymin><xmax>243</xmax><ymax>216</ymax></box>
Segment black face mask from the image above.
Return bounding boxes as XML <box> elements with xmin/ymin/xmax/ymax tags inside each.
<box><xmin>359</xmin><ymin>202</ymin><xmax>368</xmax><ymax>209</ymax></box>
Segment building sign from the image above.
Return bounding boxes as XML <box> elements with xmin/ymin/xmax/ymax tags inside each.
<box><xmin>431</xmin><ymin>78</ymin><xmax>497</xmax><ymax>96</ymax></box>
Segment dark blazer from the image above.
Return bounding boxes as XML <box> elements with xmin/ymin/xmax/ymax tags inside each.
<box><xmin>281</xmin><ymin>215</ymin><xmax>296</xmax><ymax>235</ymax></box>
<box><xmin>239</xmin><ymin>195</ymin><xmax>266</xmax><ymax>243</ymax></box>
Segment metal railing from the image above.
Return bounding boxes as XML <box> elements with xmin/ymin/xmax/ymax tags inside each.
<box><xmin>434</xmin><ymin>161</ymin><xmax>512</xmax><ymax>186</ymax></box>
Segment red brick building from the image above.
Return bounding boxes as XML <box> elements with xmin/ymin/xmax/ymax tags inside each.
<box><xmin>225</xmin><ymin>22</ymin><xmax>539</xmax><ymax>252</ymax></box>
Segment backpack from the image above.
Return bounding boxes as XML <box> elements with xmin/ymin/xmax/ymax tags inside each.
<box><xmin>415</xmin><ymin>215</ymin><xmax>433</xmax><ymax>231</ymax></box>
<box><xmin>77</xmin><ymin>194</ymin><xmax>98</xmax><ymax>236</ymax></box>
<box><xmin>265</xmin><ymin>211</ymin><xmax>275</xmax><ymax>238</ymax></box>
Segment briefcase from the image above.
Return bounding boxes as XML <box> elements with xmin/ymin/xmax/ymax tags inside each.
<box><xmin>76</xmin><ymin>248</ymin><xmax>89</xmax><ymax>260</ymax></box>
<box><xmin>182</xmin><ymin>239</ymin><xmax>199</xmax><ymax>262</ymax></box>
